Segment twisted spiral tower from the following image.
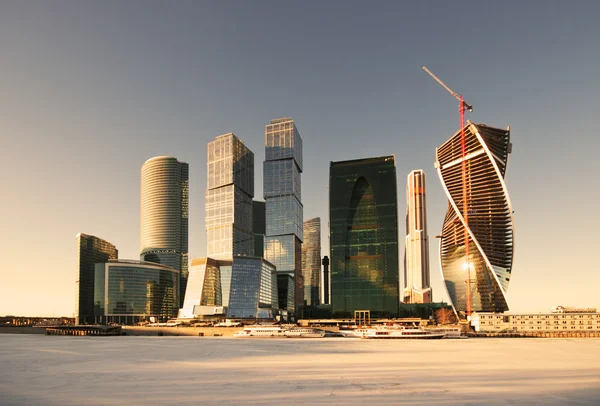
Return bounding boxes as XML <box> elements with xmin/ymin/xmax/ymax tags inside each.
<box><xmin>435</xmin><ymin>122</ymin><xmax>514</xmax><ymax>317</ymax></box>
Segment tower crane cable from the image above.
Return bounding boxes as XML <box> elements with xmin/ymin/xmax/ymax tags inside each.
<box><xmin>422</xmin><ymin>66</ymin><xmax>474</xmax><ymax>319</ymax></box>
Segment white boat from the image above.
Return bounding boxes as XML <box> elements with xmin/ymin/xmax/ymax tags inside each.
<box><xmin>361</xmin><ymin>327</ymin><xmax>445</xmax><ymax>339</ymax></box>
<box><xmin>427</xmin><ymin>327</ymin><xmax>465</xmax><ymax>339</ymax></box>
<box><xmin>284</xmin><ymin>328</ymin><xmax>326</xmax><ymax>338</ymax></box>
<box><xmin>233</xmin><ymin>325</ymin><xmax>285</xmax><ymax>337</ymax></box>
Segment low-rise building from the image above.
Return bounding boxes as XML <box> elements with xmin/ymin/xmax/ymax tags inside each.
<box><xmin>473</xmin><ymin>311</ymin><xmax>600</xmax><ymax>333</ymax></box>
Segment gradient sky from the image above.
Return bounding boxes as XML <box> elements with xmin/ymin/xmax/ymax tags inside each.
<box><xmin>1</xmin><ymin>1</ymin><xmax>599</xmax><ymax>317</ymax></box>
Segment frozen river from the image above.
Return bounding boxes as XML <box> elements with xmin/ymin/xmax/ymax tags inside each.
<box><xmin>1</xmin><ymin>335</ymin><xmax>599</xmax><ymax>405</ymax></box>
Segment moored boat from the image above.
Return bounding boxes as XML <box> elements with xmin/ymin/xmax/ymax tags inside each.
<box><xmin>361</xmin><ymin>327</ymin><xmax>445</xmax><ymax>339</ymax></box>
<box><xmin>284</xmin><ymin>328</ymin><xmax>326</xmax><ymax>338</ymax></box>
<box><xmin>233</xmin><ymin>325</ymin><xmax>285</xmax><ymax>337</ymax></box>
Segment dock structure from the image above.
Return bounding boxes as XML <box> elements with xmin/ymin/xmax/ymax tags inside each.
<box><xmin>45</xmin><ymin>325</ymin><xmax>122</xmax><ymax>336</ymax></box>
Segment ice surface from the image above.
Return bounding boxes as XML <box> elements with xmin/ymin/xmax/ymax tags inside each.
<box><xmin>1</xmin><ymin>335</ymin><xmax>599</xmax><ymax>405</ymax></box>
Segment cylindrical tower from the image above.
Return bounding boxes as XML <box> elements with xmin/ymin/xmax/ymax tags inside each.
<box><xmin>140</xmin><ymin>156</ymin><xmax>189</xmax><ymax>306</ymax></box>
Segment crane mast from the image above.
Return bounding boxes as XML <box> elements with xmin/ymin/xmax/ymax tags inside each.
<box><xmin>422</xmin><ymin>66</ymin><xmax>474</xmax><ymax>319</ymax></box>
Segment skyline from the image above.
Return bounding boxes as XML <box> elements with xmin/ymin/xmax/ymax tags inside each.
<box><xmin>1</xmin><ymin>1</ymin><xmax>600</xmax><ymax>316</ymax></box>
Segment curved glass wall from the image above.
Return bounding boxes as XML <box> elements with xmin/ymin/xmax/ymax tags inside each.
<box><xmin>94</xmin><ymin>260</ymin><xmax>179</xmax><ymax>324</ymax></box>
<box><xmin>435</xmin><ymin>122</ymin><xmax>514</xmax><ymax>317</ymax></box>
<box><xmin>329</xmin><ymin>156</ymin><xmax>399</xmax><ymax>318</ymax></box>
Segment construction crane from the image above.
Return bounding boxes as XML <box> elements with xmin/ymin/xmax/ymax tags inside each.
<box><xmin>422</xmin><ymin>66</ymin><xmax>474</xmax><ymax>319</ymax></box>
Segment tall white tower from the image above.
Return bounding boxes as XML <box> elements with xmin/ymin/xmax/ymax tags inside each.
<box><xmin>403</xmin><ymin>169</ymin><xmax>432</xmax><ymax>303</ymax></box>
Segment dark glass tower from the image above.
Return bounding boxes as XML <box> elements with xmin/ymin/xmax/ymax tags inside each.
<box><xmin>329</xmin><ymin>156</ymin><xmax>399</xmax><ymax>318</ymax></box>
<box><xmin>252</xmin><ymin>200</ymin><xmax>266</xmax><ymax>257</ymax></box>
<box><xmin>75</xmin><ymin>233</ymin><xmax>118</xmax><ymax>324</ymax></box>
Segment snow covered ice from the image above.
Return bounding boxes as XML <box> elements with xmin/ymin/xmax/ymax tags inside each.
<box><xmin>1</xmin><ymin>335</ymin><xmax>599</xmax><ymax>405</ymax></box>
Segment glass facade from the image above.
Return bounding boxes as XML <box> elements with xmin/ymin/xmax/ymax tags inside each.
<box><xmin>94</xmin><ymin>260</ymin><xmax>179</xmax><ymax>324</ymax></box>
<box><xmin>206</xmin><ymin>133</ymin><xmax>254</xmax><ymax>259</ymax></box>
<box><xmin>178</xmin><ymin>257</ymin><xmax>231</xmax><ymax>318</ymax></box>
<box><xmin>140</xmin><ymin>156</ymin><xmax>188</xmax><ymax>307</ymax></box>
<box><xmin>227</xmin><ymin>257</ymin><xmax>277</xmax><ymax>319</ymax></box>
<box><xmin>329</xmin><ymin>156</ymin><xmax>400</xmax><ymax>318</ymax></box>
<box><xmin>436</xmin><ymin>123</ymin><xmax>513</xmax><ymax>317</ymax></box>
<box><xmin>264</xmin><ymin>118</ymin><xmax>303</xmax><ymax>316</ymax></box>
<box><xmin>302</xmin><ymin>218</ymin><xmax>321</xmax><ymax>306</ymax></box>
<box><xmin>75</xmin><ymin>233</ymin><xmax>118</xmax><ymax>325</ymax></box>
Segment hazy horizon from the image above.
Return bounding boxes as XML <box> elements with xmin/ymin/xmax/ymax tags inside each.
<box><xmin>1</xmin><ymin>1</ymin><xmax>599</xmax><ymax>317</ymax></box>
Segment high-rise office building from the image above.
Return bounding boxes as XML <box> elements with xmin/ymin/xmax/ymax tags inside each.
<box><xmin>263</xmin><ymin>118</ymin><xmax>304</xmax><ymax>317</ymax></box>
<box><xmin>329</xmin><ymin>156</ymin><xmax>399</xmax><ymax>318</ymax></box>
<box><xmin>140</xmin><ymin>156</ymin><xmax>189</xmax><ymax>307</ymax></box>
<box><xmin>94</xmin><ymin>259</ymin><xmax>179</xmax><ymax>324</ymax></box>
<box><xmin>227</xmin><ymin>257</ymin><xmax>278</xmax><ymax>319</ymax></box>
<box><xmin>206</xmin><ymin>133</ymin><xmax>254</xmax><ymax>259</ymax></box>
<box><xmin>403</xmin><ymin>170</ymin><xmax>432</xmax><ymax>304</ymax></box>
<box><xmin>75</xmin><ymin>233</ymin><xmax>118</xmax><ymax>324</ymax></box>
<box><xmin>436</xmin><ymin>122</ymin><xmax>514</xmax><ymax>317</ymax></box>
<box><xmin>252</xmin><ymin>200</ymin><xmax>266</xmax><ymax>258</ymax></box>
<box><xmin>302</xmin><ymin>217</ymin><xmax>321</xmax><ymax>306</ymax></box>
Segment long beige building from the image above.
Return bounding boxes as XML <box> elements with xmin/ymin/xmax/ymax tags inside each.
<box><xmin>473</xmin><ymin>311</ymin><xmax>600</xmax><ymax>332</ymax></box>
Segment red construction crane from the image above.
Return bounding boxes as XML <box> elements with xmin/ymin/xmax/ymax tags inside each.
<box><xmin>422</xmin><ymin>66</ymin><xmax>474</xmax><ymax>318</ymax></box>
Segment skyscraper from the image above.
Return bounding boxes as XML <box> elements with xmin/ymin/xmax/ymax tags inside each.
<box><xmin>75</xmin><ymin>233</ymin><xmax>118</xmax><ymax>324</ymax></box>
<box><xmin>436</xmin><ymin>122</ymin><xmax>514</xmax><ymax>317</ymax></box>
<box><xmin>206</xmin><ymin>133</ymin><xmax>254</xmax><ymax>259</ymax></box>
<box><xmin>140</xmin><ymin>156</ymin><xmax>189</xmax><ymax>307</ymax></box>
<box><xmin>302</xmin><ymin>217</ymin><xmax>321</xmax><ymax>306</ymax></box>
<box><xmin>263</xmin><ymin>118</ymin><xmax>304</xmax><ymax>317</ymax></box>
<box><xmin>403</xmin><ymin>170</ymin><xmax>432</xmax><ymax>304</ymax></box>
<box><xmin>329</xmin><ymin>156</ymin><xmax>399</xmax><ymax>318</ymax></box>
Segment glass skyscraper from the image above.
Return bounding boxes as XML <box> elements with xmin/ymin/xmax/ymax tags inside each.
<box><xmin>140</xmin><ymin>156</ymin><xmax>189</xmax><ymax>307</ymax></box>
<box><xmin>329</xmin><ymin>156</ymin><xmax>399</xmax><ymax>318</ymax></box>
<box><xmin>263</xmin><ymin>117</ymin><xmax>304</xmax><ymax>317</ymax></box>
<box><xmin>206</xmin><ymin>133</ymin><xmax>254</xmax><ymax>259</ymax></box>
<box><xmin>227</xmin><ymin>257</ymin><xmax>278</xmax><ymax>319</ymax></box>
<box><xmin>94</xmin><ymin>259</ymin><xmax>179</xmax><ymax>324</ymax></box>
<box><xmin>436</xmin><ymin>122</ymin><xmax>514</xmax><ymax>317</ymax></box>
<box><xmin>75</xmin><ymin>233</ymin><xmax>118</xmax><ymax>324</ymax></box>
<box><xmin>302</xmin><ymin>217</ymin><xmax>321</xmax><ymax>306</ymax></box>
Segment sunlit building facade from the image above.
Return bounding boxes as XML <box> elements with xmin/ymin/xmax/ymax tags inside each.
<box><xmin>227</xmin><ymin>257</ymin><xmax>278</xmax><ymax>319</ymax></box>
<box><xmin>403</xmin><ymin>170</ymin><xmax>432</xmax><ymax>304</ymax></box>
<box><xmin>302</xmin><ymin>217</ymin><xmax>321</xmax><ymax>306</ymax></box>
<box><xmin>75</xmin><ymin>233</ymin><xmax>118</xmax><ymax>325</ymax></box>
<box><xmin>140</xmin><ymin>156</ymin><xmax>189</xmax><ymax>307</ymax></box>
<box><xmin>94</xmin><ymin>259</ymin><xmax>179</xmax><ymax>324</ymax></box>
<box><xmin>436</xmin><ymin>122</ymin><xmax>514</xmax><ymax>317</ymax></box>
<box><xmin>329</xmin><ymin>156</ymin><xmax>399</xmax><ymax>318</ymax></box>
<box><xmin>206</xmin><ymin>133</ymin><xmax>254</xmax><ymax>259</ymax></box>
<box><xmin>178</xmin><ymin>257</ymin><xmax>231</xmax><ymax>318</ymax></box>
<box><xmin>263</xmin><ymin>118</ymin><xmax>303</xmax><ymax>317</ymax></box>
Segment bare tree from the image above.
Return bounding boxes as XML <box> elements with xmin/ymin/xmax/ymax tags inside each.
<box><xmin>435</xmin><ymin>308</ymin><xmax>457</xmax><ymax>325</ymax></box>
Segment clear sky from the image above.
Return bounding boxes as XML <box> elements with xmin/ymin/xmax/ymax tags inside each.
<box><xmin>1</xmin><ymin>1</ymin><xmax>599</xmax><ymax>317</ymax></box>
